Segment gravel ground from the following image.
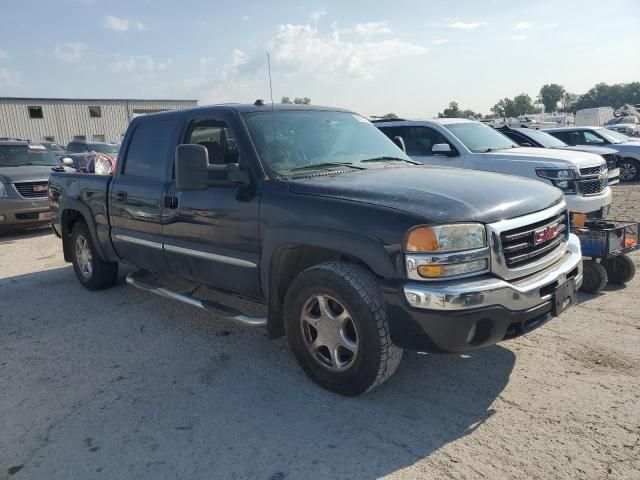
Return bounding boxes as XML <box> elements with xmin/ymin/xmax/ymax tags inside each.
<box><xmin>0</xmin><ymin>184</ymin><xmax>639</xmax><ymax>480</ymax></box>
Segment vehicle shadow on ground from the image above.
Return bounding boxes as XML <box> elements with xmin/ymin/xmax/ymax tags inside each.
<box><xmin>1</xmin><ymin>266</ymin><xmax>516</xmax><ymax>480</ymax></box>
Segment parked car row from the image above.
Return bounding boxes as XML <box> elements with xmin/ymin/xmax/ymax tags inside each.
<box><xmin>0</xmin><ymin>139</ymin><xmax>119</xmax><ymax>232</ymax></box>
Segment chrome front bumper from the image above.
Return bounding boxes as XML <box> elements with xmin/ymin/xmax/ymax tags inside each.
<box><xmin>403</xmin><ymin>233</ymin><xmax>583</xmax><ymax>311</ymax></box>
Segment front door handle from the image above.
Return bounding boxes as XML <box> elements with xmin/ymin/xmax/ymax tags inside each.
<box><xmin>163</xmin><ymin>195</ymin><xmax>178</xmax><ymax>209</ymax></box>
<box><xmin>115</xmin><ymin>191</ymin><xmax>127</xmax><ymax>203</ymax></box>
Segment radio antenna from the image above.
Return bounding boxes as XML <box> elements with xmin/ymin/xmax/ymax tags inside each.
<box><xmin>267</xmin><ymin>53</ymin><xmax>277</xmax><ymax>163</ymax></box>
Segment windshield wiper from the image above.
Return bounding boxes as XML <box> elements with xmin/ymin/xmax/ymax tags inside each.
<box><xmin>360</xmin><ymin>156</ymin><xmax>420</xmax><ymax>165</ymax></box>
<box><xmin>285</xmin><ymin>162</ymin><xmax>366</xmax><ymax>173</ymax></box>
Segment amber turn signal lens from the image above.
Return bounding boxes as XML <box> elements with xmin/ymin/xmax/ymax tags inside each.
<box><xmin>417</xmin><ymin>265</ymin><xmax>444</xmax><ymax>277</ymax></box>
<box><xmin>406</xmin><ymin>227</ymin><xmax>438</xmax><ymax>252</ymax></box>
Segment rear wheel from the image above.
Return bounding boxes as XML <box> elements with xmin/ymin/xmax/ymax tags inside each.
<box><xmin>70</xmin><ymin>222</ymin><xmax>118</xmax><ymax>290</ymax></box>
<box><xmin>284</xmin><ymin>261</ymin><xmax>403</xmax><ymax>396</ymax></box>
<box><xmin>619</xmin><ymin>158</ymin><xmax>639</xmax><ymax>182</ymax></box>
<box><xmin>580</xmin><ymin>259</ymin><xmax>608</xmax><ymax>293</ymax></box>
<box><xmin>604</xmin><ymin>255</ymin><xmax>636</xmax><ymax>285</ymax></box>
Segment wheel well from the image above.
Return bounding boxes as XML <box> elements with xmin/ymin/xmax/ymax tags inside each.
<box><xmin>61</xmin><ymin>209</ymin><xmax>86</xmax><ymax>262</ymax></box>
<box><xmin>267</xmin><ymin>244</ymin><xmax>372</xmax><ymax>338</ymax></box>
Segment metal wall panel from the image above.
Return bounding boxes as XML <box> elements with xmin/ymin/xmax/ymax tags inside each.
<box><xmin>0</xmin><ymin>98</ymin><xmax>197</xmax><ymax>145</ymax></box>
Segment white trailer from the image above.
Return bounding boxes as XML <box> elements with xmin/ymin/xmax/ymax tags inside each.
<box><xmin>575</xmin><ymin>107</ymin><xmax>614</xmax><ymax>127</ymax></box>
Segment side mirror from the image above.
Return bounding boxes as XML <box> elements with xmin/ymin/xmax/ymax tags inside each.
<box><xmin>175</xmin><ymin>144</ymin><xmax>209</xmax><ymax>191</ymax></box>
<box><xmin>175</xmin><ymin>144</ymin><xmax>250</xmax><ymax>191</ymax></box>
<box><xmin>62</xmin><ymin>157</ymin><xmax>74</xmax><ymax>166</ymax></box>
<box><xmin>392</xmin><ymin>136</ymin><xmax>406</xmax><ymax>153</ymax></box>
<box><xmin>432</xmin><ymin>143</ymin><xmax>453</xmax><ymax>155</ymax></box>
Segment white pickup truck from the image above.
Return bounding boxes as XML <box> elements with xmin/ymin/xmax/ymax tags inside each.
<box><xmin>375</xmin><ymin>118</ymin><xmax>612</xmax><ymax>217</ymax></box>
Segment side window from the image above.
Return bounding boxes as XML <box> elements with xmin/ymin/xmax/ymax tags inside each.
<box><xmin>185</xmin><ymin>118</ymin><xmax>240</xmax><ymax>165</ymax></box>
<box><xmin>582</xmin><ymin>131</ymin><xmax>605</xmax><ymax>145</ymax></box>
<box><xmin>67</xmin><ymin>142</ymin><xmax>79</xmax><ymax>152</ymax></box>
<box><xmin>550</xmin><ymin>131</ymin><xmax>570</xmax><ymax>144</ymax></box>
<box><xmin>123</xmin><ymin>120</ymin><xmax>174</xmax><ymax>178</ymax></box>
<box><xmin>405</xmin><ymin>127</ymin><xmax>454</xmax><ymax>156</ymax></box>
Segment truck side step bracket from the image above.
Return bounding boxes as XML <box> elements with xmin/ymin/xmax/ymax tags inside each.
<box><xmin>126</xmin><ymin>271</ymin><xmax>267</xmax><ymax>327</ymax></box>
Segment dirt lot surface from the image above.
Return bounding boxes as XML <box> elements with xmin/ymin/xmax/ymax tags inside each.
<box><xmin>1</xmin><ymin>184</ymin><xmax>639</xmax><ymax>480</ymax></box>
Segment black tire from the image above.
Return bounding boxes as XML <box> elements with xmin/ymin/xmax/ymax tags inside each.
<box><xmin>70</xmin><ymin>222</ymin><xmax>118</xmax><ymax>290</ymax></box>
<box><xmin>619</xmin><ymin>158</ymin><xmax>639</xmax><ymax>182</ymax></box>
<box><xmin>580</xmin><ymin>259</ymin><xmax>608</xmax><ymax>293</ymax></box>
<box><xmin>284</xmin><ymin>261</ymin><xmax>403</xmax><ymax>396</ymax></box>
<box><xmin>604</xmin><ymin>255</ymin><xmax>636</xmax><ymax>285</ymax></box>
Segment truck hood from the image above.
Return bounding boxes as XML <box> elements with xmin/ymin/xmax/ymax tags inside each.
<box><xmin>287</xmin><ymin>166</ymin><xmax>563</xmax><ymax>224</ymax></box>
<box><xmin>559</xmin><ymin>145</ymin><xmax>617</xmax><ymax>155</ymax></box>
<box><xmin>485</xmin><ymin>147</ymin><xmax>604</xmax><ymax>167</ymax></box>
<box><xmin>0</xmin><ymin>165</ymin><xmax>61</xmax><ymax>184</ymax></box>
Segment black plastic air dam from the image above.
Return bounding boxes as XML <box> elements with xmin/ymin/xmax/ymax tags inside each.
<box><xmin>381</xmin><ymin>281</ymin><xmax>553</xmax><ymax>353</ymax></box>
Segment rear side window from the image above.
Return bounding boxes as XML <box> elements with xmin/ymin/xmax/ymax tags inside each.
<box><xmin>123</xmin><ymin>120</ymin><xmax>174</xmax><ymax>178</ymax></box>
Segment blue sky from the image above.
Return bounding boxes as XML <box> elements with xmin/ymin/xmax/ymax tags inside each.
<box><xmin>0</xmin><ymin>0</ymin><xmax>638</xmax><ymax>117</ymax></box>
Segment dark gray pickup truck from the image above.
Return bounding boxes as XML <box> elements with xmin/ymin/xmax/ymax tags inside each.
<box><xmin>49</xmin><ymin>103</ymin><xmax>583</xmax><ymax>395</ymax></box>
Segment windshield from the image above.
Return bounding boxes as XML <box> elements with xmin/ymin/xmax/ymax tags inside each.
<box><xmin>516</xmin><ymin>128</ymin><xmax>567</xmax><ymax>148</ymax></box>
<box><xmin>444</xmin><ymin>122</ymin><xmax>517</xmax><ymax>153</ymax></box>
<box><xmin>89</xmin><ymin>143</ymin><xmax>119</xmax><ymax>154</ymax></box>
<box><xmin>0</xmin><ymin>145</ymin><xmax>60</xmax><ymax>167</ymax></box>
<box><xmin>243</xmin><ymin>110</ymin><xmax>410</xmax><ymax>175</ymax></box>
<box><xmin>596</xmin><ymin>128</ymin><xmax>629</xmax><ymax>144</ymax></box>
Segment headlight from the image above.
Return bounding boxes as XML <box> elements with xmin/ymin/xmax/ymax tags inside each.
<box><xmin>404</xmin><ymin>224</ymin><xmax>489</xmax><ymax>280</ymax></box>
<box><xmin>405</xmin><ymin>224</ymin><xmax>486</xmax><ymax>253</ymax></box>
<box><xmin>0</xmin><ymin>182</ymin><xmax>8</xmax><ymax>198</ymax></box>
<box><xmin>536</xmin><ymin>168</ymin><xmax>577</xmax><ymax>192</ymax></box>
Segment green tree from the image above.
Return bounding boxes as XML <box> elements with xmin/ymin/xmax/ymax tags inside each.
<box><xmin>491</xmin><ymin>98</ymin><xmax>517</xmax><ymax>118</ymax></box>
<box><xmin>513</xmin><ymin>93</ymin><xmax>539</xmax><ymax>115</ymax></box>
<box><xmin>281</xmin><ymin>96</ymin><xmax>292</xmax><ymax>104</ymax></box>
<box><xmin>438</xmin><ymin>101</ymin><xmax>461</xmax><ymax>118</ymax></box>
<box><xmin>293</xmin><ymin>97</ymin><xmax>311</xmax><ymax>105</ymax></box>
<box><xmin>560</xmin><ymin>92</ymin><xmax>579</xmax><ymax>113</ymax></box>
<box><xmin>371</xmin><ymin>113</ymin><xmax>399</xmax><ymax>120</ymax></box>
<box><xmin>538</xmin><ymin>84</ymin><xmax>566</xmax><ymax>113</ymax></box>
<box><xmin>573</xmin><ymin>82</ymin><xmax>640</xmax><ymax>111</ymax></box>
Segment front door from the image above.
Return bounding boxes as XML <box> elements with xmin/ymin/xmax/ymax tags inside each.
<box><xmin>109</xmin><ymin>119</ymin><xmax>176</xmax><ymax>270</ymax></box>
<box><xmin>162</xmin><ymin>111</ymin><xmax>262</xmax><ymax>299</ymax></box>
<box><xmin>404</xmin><ymin>126</ymin><xmax>464</xmax><ymax>168</ymax></box>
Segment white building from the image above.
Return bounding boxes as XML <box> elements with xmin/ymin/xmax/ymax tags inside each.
<box><xmin>0</xmin><ymin>97</ymin><xmax>197</xmax><ymax>145</ymax></box>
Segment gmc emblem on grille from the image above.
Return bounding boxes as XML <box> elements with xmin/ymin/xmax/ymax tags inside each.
<box><xmin>33</xmin><ymin>184</ymin><xmax>48</xmax><ymax>192</ymax></box>
<box><xmin>533</xmin><ymin>225</ymin><xmax>559</xmax><ymax>246</ymax></box>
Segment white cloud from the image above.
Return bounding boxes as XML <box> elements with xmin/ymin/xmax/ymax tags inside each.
<box><xmin>310</xmin><ymin>10</ymin><xmax>327</xmax><ymax>22</ymax></box>
<box><xmin>105</xmin><ymin>15</ymin><xmax>146</xmax><ymax>32</ymax></box>
<box><xmin>354</xmin><ymin>21</ymin><xmax>391</xmax><ymax>37</ymax></box>
<box><xmin>222</xmin><ymin>49</ymin><xmax>251</xmax><ymax>80</ymax></box>
<box><xmin>0</xmin><ymin>68</ymin><xmax>19</xmax><ymax>86</ymax></box>
<box><xmin>0</xmin><ymin>48</ymin><xmax>8</xmax><ymax>59</ymax></box>
<box><xmin>432</xmin><ymin>39</ymin><xmax>448</xmax><ymax>45</ymax></box>
<box><xmin>54</xmin><ymin>42</ymin><xmax>84</xmax><ymax>62</ymax></box>
<box><xmin>271</xmin><ymin>23</ymin><xmax>427</xmax><ymax>80</ymax></box>
<box><xmin>512</xmin><ymin>35</ymin><xmax>527</xmax><ymax>41</ymax></box>
<box><xmin>242</xmin><ymin>15</ymin><xmax>250</xmax><ymax>22</ymax></box>
<box><xmin>109</xmin><ymin>55</ymin><xmax>171</xmax><ymax>76</ymax></box>
<box><xmin>446</xmin><ymin>21</ymin><xmax>484</xmax><ymax>30</ymax></box>
<box><xmin>514</xmin><ymin>22</ymin><xmax>532</xmax><ymax>29</ymax></box>
<box><xmin>543</xmin><ymin>23</ymin><xmax>559</xmax><ymax>29</ymax></box>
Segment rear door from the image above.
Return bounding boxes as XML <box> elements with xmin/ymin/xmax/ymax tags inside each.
<box><xmin>109</xmin><ymin>119</ymin><xmax>177</xmax><ymax>270</ymax></box>
<box><xmin>161</xmin><ymin>110</ymin><xmax>262</xmax><ymax>298</ymax></box>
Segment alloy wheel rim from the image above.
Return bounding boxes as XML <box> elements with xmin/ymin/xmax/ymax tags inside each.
<box><xmin>300</xmin><ymin>294</ymin><xmax>359</xmax><ymax>371</ymax></box>
<box><xmin>620</xmin><ymin>162</ymin><xmax>636</xmax><ymax>181</ymax></box>
<box><xmin>75</xmin><ymin>235</ymin><xmax>93</xmax><ymax>278</ymax></box>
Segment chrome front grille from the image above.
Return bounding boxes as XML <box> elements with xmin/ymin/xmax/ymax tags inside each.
<box><xmin>487</xmin><ymin>202</ymin><xmax>569</xmax><ymax>281</ymax></box>
<box><xmin>14</xmin><ymin>181</ymin><xmax>49</xmax><ymax>198</ymax></box>
<box><xmin>579</xmin><ymin>179</ymin><xmax>606</xmax><ymax>195</ymax></box>
<box><xmin>500</xmin><ymin>211</ymin><xmax>567</xmax><ymax>268</ymax></box>
<box><xmin>579</xmin><ymin>165</ymin><xmax>602</xmax><ymax>176</ymax></box>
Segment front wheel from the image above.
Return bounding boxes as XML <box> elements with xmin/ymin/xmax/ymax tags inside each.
<box><xmin>70</xmin><ymin>222</ymin><xmax>118</xmax><ymax>290</ymax></box>
<box><xmin>284</xmin><ymin>261</ymin><xmax>403</xmax><ymax>396</ymax></box>
<box><xmin>619</xmin><ymin>158</ymin><xmax>639</xmax><ymax>182</ymax></box>
<box><xmin>580</xmin><ymin>259</ymin><xmax>608</xmax><ymax>293</ymax></box>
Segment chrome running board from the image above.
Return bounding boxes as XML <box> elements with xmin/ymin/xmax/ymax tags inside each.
<box><xmin>126</xmin><ymin>271</ymin><xmax>267</xmax><ymax>327</ymax></box>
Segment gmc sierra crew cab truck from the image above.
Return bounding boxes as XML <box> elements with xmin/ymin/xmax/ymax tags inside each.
<box><xmin>49</xmin><ymin>103</ymin><xmax>583</xmax><ymax>395</ymax></box>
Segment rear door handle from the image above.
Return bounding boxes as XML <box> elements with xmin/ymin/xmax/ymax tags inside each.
<box><xmin>115</xmin><ymin>191</ymin><xmax>127</xmax><ymax>203</ymax></box>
